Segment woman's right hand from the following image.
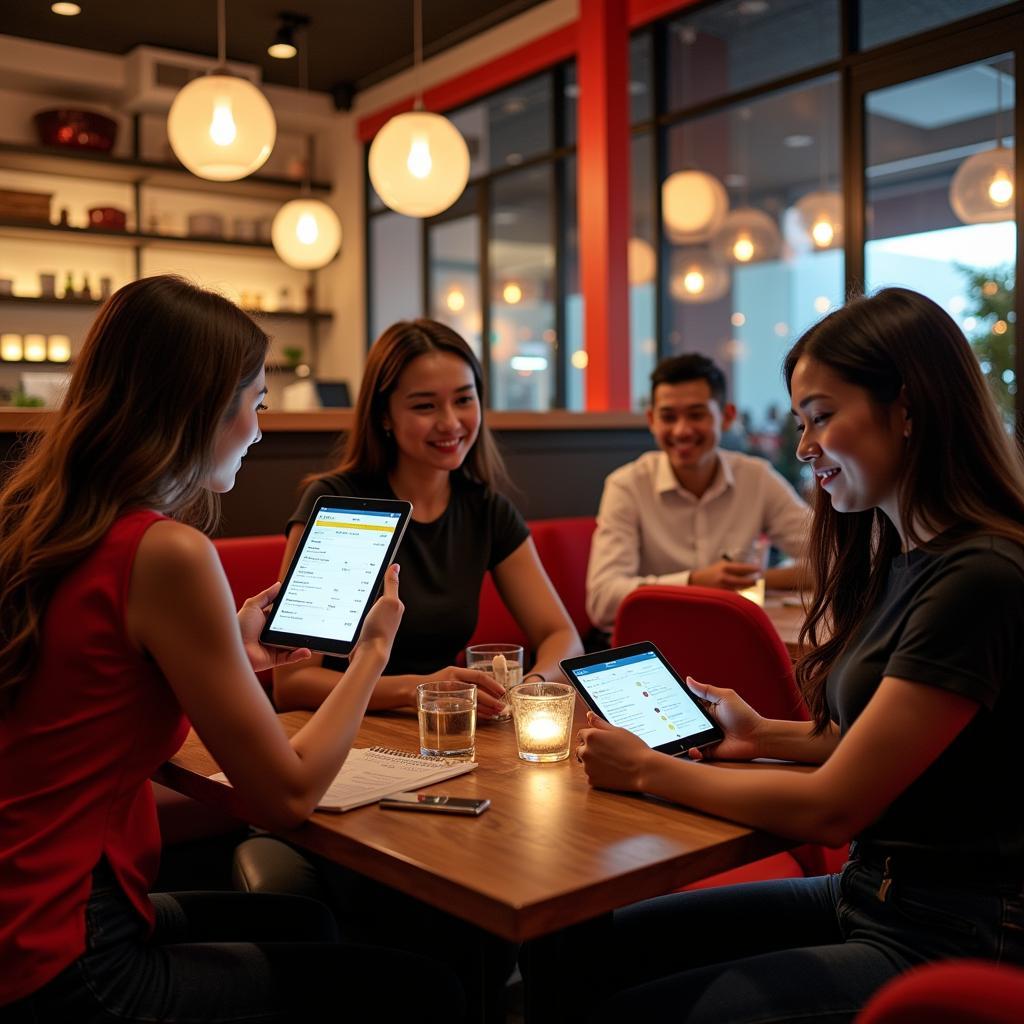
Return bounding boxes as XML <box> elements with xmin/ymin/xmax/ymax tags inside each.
<box><xmin>685</xmin><ymin>676</ymin><xmax>765</xmax><ymax>761</ymax></box>
<box><xmin>351</xmin><ymin>564</ymin><xmax>404</xmax><ymax>665</ymax></box>
<box><xmin>416</xmin><ymin>666</ymin><xmax>507</xmax><ymax>718</ymax></box>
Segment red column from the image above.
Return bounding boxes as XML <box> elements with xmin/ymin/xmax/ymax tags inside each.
<box><xmin>578</xmin><ymin>0</ymin><xmax>631</xmax><ymax>410</ymax></box>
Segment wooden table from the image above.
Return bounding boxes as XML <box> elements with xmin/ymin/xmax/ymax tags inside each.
<box><xmin>161</xmin><ymin>706</ymin><xmax>798</xmax><ymax>943</ymax></box>
<box><xmin>764</xmin><ymin>593</ymin><xmax>806</xmax><ymax>659</ymax></box>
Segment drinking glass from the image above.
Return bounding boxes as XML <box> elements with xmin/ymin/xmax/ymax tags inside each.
<box><xmin>416</xmin><ymin>681</ymin><xmax>477</xmax><ymax>758</ymax></box>
<box><xmin>737</xmin><ymin>535</ymin><xmax>770</xmax><ymax>607</ymax></box>
<box><xmin>466</xmin><ymin>643</ymin><xmax>523</xmax><ymax>721</ymax></box>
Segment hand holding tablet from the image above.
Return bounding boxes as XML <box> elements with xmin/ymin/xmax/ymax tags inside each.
<box><xmin>560</xmin><ymin>642</ymin><xmax>723</xmax><ymax>757</ymax></box>
<box><xmin>261</xmin><ymin>496</ymin><xmax>412</xmax><ymax>657</ymax></box>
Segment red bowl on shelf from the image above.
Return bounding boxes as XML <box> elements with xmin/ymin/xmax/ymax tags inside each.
<box><xmin>33</xmin><ymin>109</ymin><xmax>118</xmax><ymax>153</ymax></box>
<box><xmin>88</xmin><ymin>206</ymin><xmax>127</xmax><ymax>231</ymax></box>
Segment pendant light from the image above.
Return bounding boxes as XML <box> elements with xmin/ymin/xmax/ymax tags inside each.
<box><xmin>628</xmin><ymin>237</ymin><xmax>656</xmax><ymax>286</ymax></box>
<box><xmin>789</xmin><ymin>87</ymin><xmax>842</xmax><ymax>251</ymax></box>
<box><xmin>167</xmin><ymin>0</ymin><xmax>277</xmax><ymax>182</ymax></box>
<box><xmin>271</xmin><ymin>20</ymin><xmax>342</xmax><ymax>270</ymax></box>
<box><xmin>661</xmin><ymin>30</ymin><xmax>728</xmax><ymax>244</ymax></box>
<box><xmin>950</xmin><ymin>61</ymin><xmax>1015</xmax><ymax>224</ymax></box>
<box><xmin>669</xmin><ymin>248</ymin><xmax>729</xmax><ymax>304</ymax></box>
<box><xmin>368</xmin><ymin>0</ymin><xmax>470</xmax><ymax>218</ymax></box>
<box><xmin>662</xmin><ymin>169</ymin><xmax>729</xmax><ymax>243</ymax></box>
<box><xmin>711</xmin><ymin>107</ymin><xmax>780</xmax><ymax>264</ymax></box>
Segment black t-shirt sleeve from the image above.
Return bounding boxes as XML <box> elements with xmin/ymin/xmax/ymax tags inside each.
<box><xmin>884</xmin><ymin>546</ymin><xmax>1024</xmax><ymax>711</ymax></box>
<box><xmin>285</xmin><ymin>475</ymin><xmax>353</xmax><ymax>534</ymax></box>
<box><xmin>487</xmin><ymin>491</ymin><xmax>530</xmax><ymax>570</ymax></box>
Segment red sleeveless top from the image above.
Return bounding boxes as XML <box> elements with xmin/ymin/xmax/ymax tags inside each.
<box><xmin>0</xmin><ymin>510</ymin><xmax>189</xmax><ymax>1004</ymax></box>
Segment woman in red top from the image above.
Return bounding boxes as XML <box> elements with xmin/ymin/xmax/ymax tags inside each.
<box><xmin>0</xmin><ymin>276</ymin><xmax>463</xmax><ymax>1023</ymax></box>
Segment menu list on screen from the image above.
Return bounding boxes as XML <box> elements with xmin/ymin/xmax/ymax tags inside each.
<box><xmin>267</xmin><ymin>507</ymin><xmax>402</xmax><ymax>643</ymax></box>
<box><xmin>574</xmin><ymin>650</ymin><xmax>712</xmax><ymax>748</ymax></box>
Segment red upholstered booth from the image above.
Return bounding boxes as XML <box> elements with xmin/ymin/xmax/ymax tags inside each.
<box><xmin>856</xmin><ymin>961</ymin><xmax>1024</xmax><ymax>1023</ymax></box>
<box><xmin>612</xmin><ymin>585</ymin><xmax>847</xmax><ymax>888</ymax></box>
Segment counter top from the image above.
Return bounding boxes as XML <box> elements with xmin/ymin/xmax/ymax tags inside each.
<box><xmin>0</xmin><ymin>409</ymin><xmax>648</xmax><ymax>433</ymax></box>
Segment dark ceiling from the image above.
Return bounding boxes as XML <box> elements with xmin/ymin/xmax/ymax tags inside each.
<box><xmin>1</xmin><ymin>0</ymin><xmax>548</xmax><ymax>104</ymax></box>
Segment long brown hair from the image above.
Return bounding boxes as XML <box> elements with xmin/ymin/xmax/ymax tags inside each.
<box><xmin>784</xmin><ymin>287</ymin><xmax>1024</xmax><ymax>731</ymax></box>
<box><xmin>312</xmin><ymin>318</ymin><xmax>509</xmax><ymax>490</ymax></box>
<box><xmin>0</xmin><ymin>275</ymin><xmax>268</xmax><ymax>712</ymax></box>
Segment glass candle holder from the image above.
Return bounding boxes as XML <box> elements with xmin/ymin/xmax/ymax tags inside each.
<box><xmin>508</xmin><ymin>681</ymin><xmax>576</xmax><ymax>763</ymax></box>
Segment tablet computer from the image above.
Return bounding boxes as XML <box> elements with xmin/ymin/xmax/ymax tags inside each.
<box><xmin>560</xmin><ymin>642</ymin><xmax>722</xmax><ymax>757</ymax></box>
<box><xmin>260</xmin><ymin>495</ymin><xmax>412</xmax><ymax>658</ymax></box>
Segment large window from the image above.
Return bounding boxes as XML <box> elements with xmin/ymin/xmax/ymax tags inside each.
<box><xmin>368</xmin><ymin>69</ymin><xmax>573</xmax><ymax>411</ymax></box>
<box><xmin>864</xmin><ymin>55</ymin><xmax>1016</xmax><ymax>424</ymax></box>
<box><xmin>366</xmin><ymin>0</ymin><xmax>1021</xmax><ymax>431</ymax></box>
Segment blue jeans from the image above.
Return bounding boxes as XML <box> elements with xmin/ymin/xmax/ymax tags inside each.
<box><xmin>525</xmin><ymin>850</ymin><xmax>1024</xmax><ymax>1024</ymax></box>
<box><xmin>2</xmin><ymin>860</ymin><xmax>464</xmax><ymax>1023</ymax></box>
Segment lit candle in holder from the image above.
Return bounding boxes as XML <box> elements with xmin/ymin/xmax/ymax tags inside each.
<box><xmin>24</xmin><ymin>334</ymin><xmax>46</xmax><ymax>362</ymax></box>
<box><xmin>47</xmin><ymin>335</ymin><xmax>71</xmax><ymax>363</ymax></box>
<box><xmin>509</xmin><ymin>681</ymin><xmax>576</xmax><ymax>763</ymax></box>
<box><xmin>1</xmin><ymin>334</ymin><xmax>23</xmax><ymax>361</ymax></box>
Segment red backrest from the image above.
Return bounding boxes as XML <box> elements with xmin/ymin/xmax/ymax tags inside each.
<box><xmin>467</xmin><ymin>516</ymin><xmax>597</xmax><ymax>651</ymax></box>
<box><xmin>857</xmin><ymin>960</ymin><xmax>1024</xmax><ymax>1023</ymax></box>
<box><xmin>213</xmin><ymin>535</ymin><xmax>287</xmax><ymax>611</ymax></box>
<box><xmin>612</xmin><ymin>585</ymin><xmax>807</xmax><ymax>721</ymax></box>
<box><xmin>529</xmin><ymin>516</ymin><xmax>598</xmax><ymax>640</ymax></box>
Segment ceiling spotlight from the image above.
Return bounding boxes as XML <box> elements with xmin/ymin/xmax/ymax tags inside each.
<box><xmin>51</xmin><ymin>2</ymin><xmax>81</xmax><ymax>14</ymax></box>
<box><xmin>268</xmin><ymin>13</ymin><xmax>308</xmax><ymax>60</ymax></box>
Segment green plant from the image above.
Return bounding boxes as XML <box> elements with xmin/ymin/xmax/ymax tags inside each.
<box><xmin>12</xmin><ymin>392</ymin><xmax>44</xmax><ymax>408</ymax></box>
<box><xmin>281</xmin><ymin>345</ymin><xmax>304</xmax><ymax>368</ymax></box>
<box><xmin>957</xmin><ymin>264</ymin><xmax>1016</xmax><ymax>424</ymax></box>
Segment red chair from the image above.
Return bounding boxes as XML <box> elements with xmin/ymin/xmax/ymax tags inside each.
<box><xmin>213</xmin><ymin>534</ymin><xmax>287</xmax><ymax>612</ymax></box>
<box><xmin>857</xmin><ymin>961</ymin><xmax>1024</xmax><ymax>1023</ymax></box>
<box><xmin>612</xmin><ymin>584</ymin><xmax>845</xmax><ymax>887</ymax></box>
<box><xmin>529</xmin><ymin>516</ymin><xmax>598</xmax><ymax>642</ymax></box>
<box><xmin>467</xmin><ymin>517</ymin><xmax>597</xmax><ymax>651</ymax></box>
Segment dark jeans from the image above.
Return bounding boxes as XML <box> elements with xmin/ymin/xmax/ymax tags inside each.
<box><xmin>525</xmin><ymin>851</ymin><xmax>1024</xmax><ymax>1024</ymax></box>
<box><xmin>2</xmin><ymin>860</ymin><xmax>464</xmax><ymax>1024</ymax></box>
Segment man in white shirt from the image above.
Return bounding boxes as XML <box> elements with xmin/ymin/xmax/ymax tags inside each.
<box><xmin>586</xmin><ymin>353</ymin><xmax>809</xmax><ymax>634</ymax></box>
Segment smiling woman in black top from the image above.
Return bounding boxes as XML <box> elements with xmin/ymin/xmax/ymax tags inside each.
<box><xmin>574</xmin><ymin>288</ymin><xmax>1024</xmax><ymax>1023</ymax></box>
<box><xmin>274</xmin><ymin>318</ymin><xmax>581</xmax><ymax>714</ymax></box>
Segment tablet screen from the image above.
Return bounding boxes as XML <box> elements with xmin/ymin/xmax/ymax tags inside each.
<box><xmin>262</xmin><ymin>497</ymin><xmax>411</xmax><ymax>655</ymax></box>
<box><xmin>564</xmin><ymin>645</ymin><xmax>720</xmax><ymax>753</ymax></box>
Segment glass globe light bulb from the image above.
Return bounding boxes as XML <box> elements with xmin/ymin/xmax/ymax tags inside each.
<box><xmin>811</xmin><ymin>217</ymin><xmax>835</xmax><ymax>248</ymax></box>
<box><xmin>988</xmin><ymin>170</ymin><xmax>1014</xmax><ymax>206</ymax></box>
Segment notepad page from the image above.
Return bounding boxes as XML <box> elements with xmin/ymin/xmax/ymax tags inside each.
<box><xmin>208</xmin><ymin>747</ymin><xmax>477</xmax><ymax>813</ymax></box>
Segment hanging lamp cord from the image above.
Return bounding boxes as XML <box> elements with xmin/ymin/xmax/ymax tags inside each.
<box><xmin>413</xmin><ymin>0</ymin><xmax>424</xmax><ymax>111</ymax></box>
<box><xmin>216</xmin><ymin>0</ymin><xmax>227</xmax><ymax>69</ymax></box>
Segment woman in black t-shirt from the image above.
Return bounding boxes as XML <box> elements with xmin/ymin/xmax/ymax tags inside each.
<box><xmin>274</xmin><ymin>318</ymin><xmax>582</xmax><ymax>714</ymax></box>
<box><xmin>572</xmin><ymin>288</ymin><xmax>1024</xmax><ymax>1023</ymax></box>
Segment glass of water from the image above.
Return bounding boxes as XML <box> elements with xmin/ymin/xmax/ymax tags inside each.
<box><xmin>465</xmin><ymin>643</ymin><xmax>524</xmax><ymax>721</ymax></box>
<box><xmin>416</xmin><ymin>681</ymin><xmax>477</xmax><ymax>758</ymax></box>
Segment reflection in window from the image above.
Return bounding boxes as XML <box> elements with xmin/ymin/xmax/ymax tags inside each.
<box><xmin>448</xmin><ymin>74</ymin><xmax>553</xmax><ymax>179</ymax></box>
<box><xmin>489</xmin><ymin>166</ymin><xmax>556</xmax><ymax>410</ymax></box>
<box><xmin>667</xmin><ymin>0</ymin><xmax>838</xmax><ymax>113</ymax></box>
<box><xmin>370</xmin><ymin>211</ymin><xmax>422</xmax><ymax>341</ymax></box>
<box><xmin>865</xmin><ymin>56</ymin><xmax>1016</xmax><ymax>424</ymax></box>
<box><xmin>630</xmin><ymin>131</ymin><xmax>658</xmax><ymax>409</ymax></box>
<box><xmin>859</xmin><ymin>0</ymin><xmax>1013</xmax><ymax>51</ymax></box>
<box><xmin>662</xmin><ymin>76</ymin><xmax>843</xmax><ymax>483</ymax></box>
<box><xmin>428</xmin><ymin>187</ymin><xmax>482</xmax><ymax>358</ymax></box>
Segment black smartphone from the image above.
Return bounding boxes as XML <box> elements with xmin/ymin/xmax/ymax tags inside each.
<box><xmin>379</xmin><ymin>793</ymin><xmax>490</xmax><ymax>816</ymax></box>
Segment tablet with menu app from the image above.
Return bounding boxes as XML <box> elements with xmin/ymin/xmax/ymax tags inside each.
<box><xmin>560</xmin><ymin>642</ymin><xmax>723</xmax><ymax>757</ymax></box>
<box><xmin>260</xmin><ymin>496</ymin><xmax>412</xmax><ymax>658</ymax></box>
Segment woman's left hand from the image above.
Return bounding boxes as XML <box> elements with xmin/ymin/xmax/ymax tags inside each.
<box><xmin>576</xmin><ymin>712</ymin><xmax>656</xmax><ymax>792</ymax></box>
<box><xmin>237</xmin><ymin>581</ymin><xmax>312</xmax><ymax>673</ymax></box>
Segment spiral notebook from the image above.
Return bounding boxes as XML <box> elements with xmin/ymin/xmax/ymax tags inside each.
<box><xmin>209</xmin><ymin>747</ymin><xmax>477</xmax><ymax>814</ymax></box>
